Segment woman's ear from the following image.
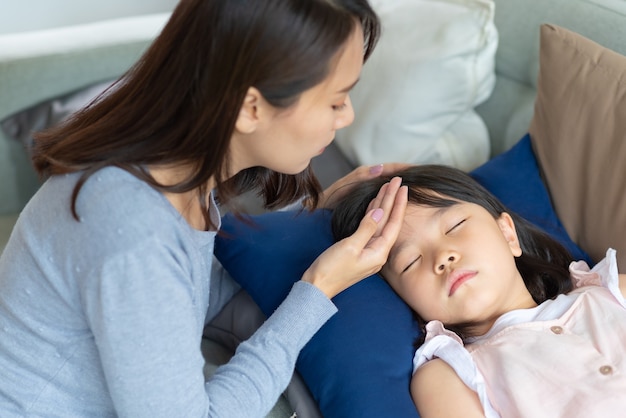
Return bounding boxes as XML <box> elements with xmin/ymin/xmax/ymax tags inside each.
<box><xmin>235</xmin><ymin>87</ymin><xmax>265</xmax><ymax>134</ymax></box>
<box><xmin>497</xmin><ymin>212</ymin><xmax>522</xmax><ymax>257</ymax></box>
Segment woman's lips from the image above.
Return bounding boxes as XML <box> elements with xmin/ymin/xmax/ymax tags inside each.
<box><xmin>448</xmin><ymin>270</ymin><xmax>477</xmax><ymax>296</ymax></box>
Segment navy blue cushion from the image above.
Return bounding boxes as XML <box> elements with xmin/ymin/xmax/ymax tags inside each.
<box><xmin>470</xmin><ymin>134</ymin><xmax>591</xmax><ymax>264</ymax></box>
<box><xmin>214</xmin><ymin>133</ymin><xmax>591</xmax><ymax>418</ymax></box>
<box><xmin>216</xmin><ymin>209</ymin><xmax>419</xmax><ymax>418</ymax></box>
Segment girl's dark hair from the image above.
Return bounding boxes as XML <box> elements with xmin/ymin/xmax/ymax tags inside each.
<box><xmin>332</xmin><ymin>165</ymin><xmax>574</xmax><ymax>343</ymax></box>
<box><xmin>32</xmin><ymin>0</ymin><xmax>380</xmax><ymax>226</ymax></box>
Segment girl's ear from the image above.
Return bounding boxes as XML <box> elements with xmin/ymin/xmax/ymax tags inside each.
<box><xmin>235</xmin><ymin>87</ymin><xmax>265</xmax><ymax>134</ymax></box>
<box><xmin>497</xmin><ymin>212</ymin><xmax>522</xmax><ymax>257</ymax></box>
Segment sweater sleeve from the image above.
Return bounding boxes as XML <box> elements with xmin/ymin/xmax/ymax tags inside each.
<box><xmin>205</xmin><ymin>281</ymin><xmax>337</xmax><ymax>417</ymax></box>
<box><xmin>81</xmin><ymin>238</ymin><xmax>335</xmax><ymax>418</ymax></box>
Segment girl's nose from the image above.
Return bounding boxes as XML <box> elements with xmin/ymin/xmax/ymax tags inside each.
<box><xmin>435</xmin><ymin>254</ymin><xmax>456</xmax><ymax>273</ymax></box>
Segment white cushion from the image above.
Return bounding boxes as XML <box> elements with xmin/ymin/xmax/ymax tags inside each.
<box><xmin>334</xmin><ymin>0</ymin><xmax>498</xmax><ymax>171</ymax></box>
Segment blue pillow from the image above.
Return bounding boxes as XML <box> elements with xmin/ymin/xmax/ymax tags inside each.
<box><xmin>216</xmin><ymin>209</ymin><xmax>420</xmax><ymax>418</ymax></box>
<box><xmin>214</xmin><ymin>133</ymin><xmax>591</xmax><ymax>418</ymax></box>
<box><xmin>470</xmin><ymin>134</ymin><xmax>591</xmax><ymax>264</ymax></box>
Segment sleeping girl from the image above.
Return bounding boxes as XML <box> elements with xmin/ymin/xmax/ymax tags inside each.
<box><xmin>331</xmin><ymin>164</ymin><xmax>626</xmax><ymax>418</ymax></box>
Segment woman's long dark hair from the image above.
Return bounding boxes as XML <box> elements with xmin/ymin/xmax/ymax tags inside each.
<box><xmin>32</xmin><ymin>0</ymin><xmax>380</xmax><ymax>226</ymax></box>
<box><xmin>332</xmin><ymin>165</ymin><xmax>574</xmax><ymax>343</ymax></box>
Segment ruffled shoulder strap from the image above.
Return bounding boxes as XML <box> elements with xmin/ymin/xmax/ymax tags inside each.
<box><xmin>570</xmin><ymin>248</ymin><xmax>625</xmax><ymax>307</ymax></box>
<box><xmin>412</xmin><ymin>321</ymin><xmax>500</xmax><ymax>418</ymax></box>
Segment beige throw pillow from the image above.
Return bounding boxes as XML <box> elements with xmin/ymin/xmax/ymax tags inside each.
<box><xmin>530</xmin><ymin>24</ymin><xmax>626</xmax><ymax>267</ymax></box>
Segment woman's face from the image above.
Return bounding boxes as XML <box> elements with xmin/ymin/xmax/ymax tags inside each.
<box><xmin>230</xmin><ymin>25</ymin><xmax>364</xmax><ymax>175</ymax></box>
<box><xmin>381</xmin><ymin>200</ymin><xmax>535</xmax><ymax>335</ymax></box>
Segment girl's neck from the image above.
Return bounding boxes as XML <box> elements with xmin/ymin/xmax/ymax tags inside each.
<box><xmin>465</xmin><ymin>288</ymin><xmax>538</xmax><ymax>338</ymax></box>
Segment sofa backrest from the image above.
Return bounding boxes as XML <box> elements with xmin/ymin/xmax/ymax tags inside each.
<box><xmin>0</xmin><ymin>0</ymin><xmax>178</xmax><ymax>34</ymax></box>
<box><xmin>0</xmin><ymin>2</ymin><xmax>176</xmax><ymax>215</ymax></box>
<box><xmin>476</xmin><ymin>0</ymin><xmax>626</xmax><ymax>155</ymax></box>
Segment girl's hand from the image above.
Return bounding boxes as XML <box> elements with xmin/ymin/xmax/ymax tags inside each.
<box><xmin>302</xmin><ymin>177</ymin><xmax>408</xmax><ymax>298</ymax></box>
<box><xmin>318</xmin><ymin>163</ymin><xmax>412</xmax><ymax>209</ymax></box>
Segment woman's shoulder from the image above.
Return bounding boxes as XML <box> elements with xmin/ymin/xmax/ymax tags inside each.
<box><xmin>57</xmin><ymin>167</ymin><xmax>175</xmax><ymax>223</ymax></box>
<box><xmin>23</xmin><ymin>167</ymin><xmax>196</xmax><ymax>254</ymax></box>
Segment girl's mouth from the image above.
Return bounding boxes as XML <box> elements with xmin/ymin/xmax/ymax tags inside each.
<box><xmin>448</xmin><ymin>270</ymin><xmax>477</xmax><ymax>296</ymax></box>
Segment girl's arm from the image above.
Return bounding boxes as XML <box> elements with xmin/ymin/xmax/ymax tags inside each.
<box><xmin>411</xmin><ymin>358</ymin><xmax>485</xmax><ymax>418</ymax></box>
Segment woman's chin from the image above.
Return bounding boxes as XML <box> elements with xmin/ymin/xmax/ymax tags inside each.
<box><xmin>274</xmin><ymin>163</ymin><xmax>311</xmax><ymax>176</ymax></box>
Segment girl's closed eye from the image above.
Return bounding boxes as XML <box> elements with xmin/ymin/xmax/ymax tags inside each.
<box><xmin>402</xmin><ymin>255</ymin><xmax>422</xmax><ymax>274</ymax></box>
<box><xmin>446</xmin><ymin>218</ymin><xmax>467</xmax><ymax>234</ymax></box>
<box><xmin>332</xmin><ymin>102</ymin><xmax>348</xmax><ymax>111</ymax></box>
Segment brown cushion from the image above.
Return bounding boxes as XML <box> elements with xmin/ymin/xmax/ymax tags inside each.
<box><xmin>530</xmin><ymin>24</ymin><xmax>626</xmax><ymax>267</ymax></box>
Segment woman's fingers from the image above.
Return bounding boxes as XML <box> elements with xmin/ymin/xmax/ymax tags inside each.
<box><xmin>366</xmin><ymin>181</ymin><xmax>388</xmax><ymax>213</ymax></box>
<box><xmin>302</xmin><ymin>174</ymin><xmax>409</xmax><ymax>299</ymax></box>
<box><xmin>377</xmin><ymin>162</ymin><xmax>413</xmax><ymax>175</ymax></box>
<box><xmin>366</xmin><ymin>177</ymin><xmax>404</xmax><ymax>237</ymax></box>
<box><xmin>320</xmin><ymin>163</ymin><xmax>413</xmax><ymax>209</ymax></box>
<box><xmin>376</xmin><ymin>177</ymin><xmax>403</xmax><ymax>229</ymax></box>
<box><xmin>350</xmin><ymin>178</ymin><xmax>407</xmax><ymax>255</ymax></box>
<box><xmin>369</xmin><ymin>182</ymin><xmax>408</xmax><ymax>252</ymax></box>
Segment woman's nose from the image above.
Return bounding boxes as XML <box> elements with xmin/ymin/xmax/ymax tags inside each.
<box><xmin>334</xmin><ymin>96</ymin><xmax>355</xmax><ymax>130</ymax></box>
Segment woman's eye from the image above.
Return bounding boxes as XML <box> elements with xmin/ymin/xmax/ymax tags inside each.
<box><xmin>332</xmin><ymin>102</ymin><xmax>347</xmax><ymax>111</ymax></box>
<box><xmin>446</xmin><ymin>219</ymin><xmax>466</xmax><ymax>234</ymax></box>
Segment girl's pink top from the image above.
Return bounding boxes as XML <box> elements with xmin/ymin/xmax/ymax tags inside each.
<box><xmin>413</xmin><ymin>248</ymin><xmax>626</xmax><ymax>418</ymax></box>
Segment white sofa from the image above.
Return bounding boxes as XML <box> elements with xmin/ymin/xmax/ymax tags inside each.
<box><xmin>1</xmin><ymin>0</ymin><xmax>626</xmax><ymax>416</ymax></box>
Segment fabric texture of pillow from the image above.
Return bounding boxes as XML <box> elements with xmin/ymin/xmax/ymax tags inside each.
<box><xmin>214</xmin><ymin>135</ymin><xmax>589</xmax><ymax>418</ymax></box>
<box><xmin>529</xmin><ymin>24</ymin><xmax>626</xmax><ymax>267</ymax></box>
<box><xmin>334</xmin><ymin>0</ymin><xmax>498</xmax><ymax>171</ymax></box>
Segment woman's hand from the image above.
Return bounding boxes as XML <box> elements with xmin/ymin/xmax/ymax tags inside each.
<box><xmin>318</xmin><ymin>163</ymin><xmax>412</xmax><ymax>209</ymax></box>
<box><xmin>302</xmin><ymin>176</ymin><xmax>408</xmax><ymax>298</ymax></box>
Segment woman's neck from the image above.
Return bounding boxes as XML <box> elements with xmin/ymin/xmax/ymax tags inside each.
<box><xmin>149</xmin><ymin>164</ymin><xmax>216</xmax><ymax>231</ymax></box>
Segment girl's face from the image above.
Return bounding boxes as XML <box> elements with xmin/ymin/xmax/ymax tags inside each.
<box><xmin>230</xmin><ymin>25</ymin><xmax>364</xmax><ymax>175</ymax></box>
<box><xmin>381</xmin><ymin>200</ymin><xmax>536</xmax><ymax>335</ymax></box>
